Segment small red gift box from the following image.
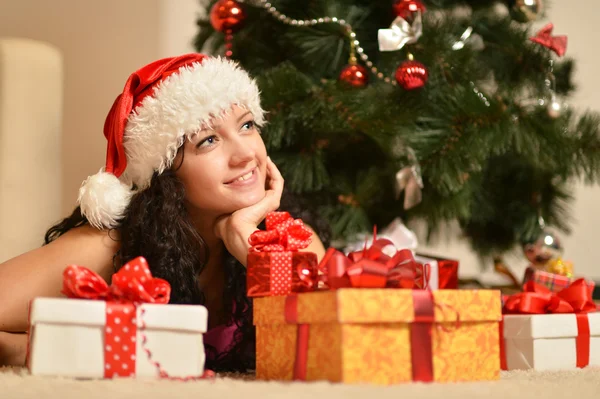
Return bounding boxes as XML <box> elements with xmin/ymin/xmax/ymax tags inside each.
<box><xmin>523</xmin><ymin>266</ymin><xmax>595</xmax><ymax>293</ymax></box>
<box><xmin>246</xmin><ymin>212</ymin><xmax>318</xmax><ymax>297</ymax></box>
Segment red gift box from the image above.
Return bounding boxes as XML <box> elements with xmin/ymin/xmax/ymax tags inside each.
<box><xmin>247</xmin><ymin>212</ymin><xmax>318</xmax><ymax>297</ymax></box>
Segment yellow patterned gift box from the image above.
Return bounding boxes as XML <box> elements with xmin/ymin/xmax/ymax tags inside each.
<box><xmin>254</xmin><ymin>288</ymin><xmax>502</xmax><ymax>385</ymax></box>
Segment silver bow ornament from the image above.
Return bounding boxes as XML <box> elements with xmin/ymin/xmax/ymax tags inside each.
<box><xmin>378</xmin><ymin>12</ymin><xmax>423</xmax><ymax>52</ymax></box>
<box><xmin>395</xmin><ymin>164</ymin><xmax>424</xmax><ymax>210</ymax></box>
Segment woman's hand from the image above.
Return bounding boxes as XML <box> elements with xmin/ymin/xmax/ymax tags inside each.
<box><xmin>214</xmin><ymin>157</ymin><xmax>284</xmax><ymax>266</ymax></box>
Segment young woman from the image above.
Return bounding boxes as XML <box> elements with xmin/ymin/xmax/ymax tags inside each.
<box><xmin>0</xmin><ymin>54</ymin><xmax>327</xmax><ymax>372</ymax></box>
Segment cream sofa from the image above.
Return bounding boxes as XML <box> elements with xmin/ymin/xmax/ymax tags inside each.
<box><xmin>0</xmin><ymin>38</ymin><xmax>63</xmax><ymax>263</ymax></box>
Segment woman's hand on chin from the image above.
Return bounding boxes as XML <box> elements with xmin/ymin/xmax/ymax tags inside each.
<box><xmin>214</xmin><ymin>157</ymin><xmax>283</xmax><ymax>266</ymax></box>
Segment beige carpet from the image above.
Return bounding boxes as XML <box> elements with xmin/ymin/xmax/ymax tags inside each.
<box><xmin>2</xmin><ymin>367</ymin><xmax>600</xmax><ymax>399</ymax></box>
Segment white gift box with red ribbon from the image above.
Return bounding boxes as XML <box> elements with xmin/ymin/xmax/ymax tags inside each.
<box><xmin>502</xmin><ymin>313</ymin><xmax>600</xmax><ymax>371</ymax></box>
<box><xmin>26</xmin><ymin>257</ymin><xmax>209</xmax><ymax>379</ymax></box>
<box><xmin>501</xmin><ymin>279</ymin><xmax>600</xmax><ymax>371</ymax></box>
<box><xmin>28</xmin><ymin>298</ymin><xmax>207</xmax><ymax>378</ymax></box>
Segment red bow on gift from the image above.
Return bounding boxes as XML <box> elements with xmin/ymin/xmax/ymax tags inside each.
<box><xmin>530</xmin><ymin>23</ymin><xmax>567</xmax><ymax>57</ymax></box>
<box><xmin>249</xmin><ymin>212</ymin><xmax>313</xmax><ymax>252</ymax></box>
<box><xmin>317</xmin><ymin>235</ymin><xmax>428</xmax><ymax>290</ymax></box>
<box><xmin>61</xmin><ymin>256</ymin><xmax>171</xmax><ymax>304</ymax></box>
<box><xmin>503</xmin><ymin>278</ymin><xmax>595</xmax><ymax>315</ymax></box>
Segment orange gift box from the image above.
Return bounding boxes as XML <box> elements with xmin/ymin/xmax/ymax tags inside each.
<box><xmin>254</xmin><ymin>288</ymin><xmax>502</xmax><ymax>385</ymax></box>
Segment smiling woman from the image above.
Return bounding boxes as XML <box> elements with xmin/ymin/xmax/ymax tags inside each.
<box><xmin>0</xmin><ymin>54</ymin><xmax>327</xmax><ymax>372</ymax></box>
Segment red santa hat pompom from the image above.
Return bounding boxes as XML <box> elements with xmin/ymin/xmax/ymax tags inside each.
<box><xmin>78</xmin><ymin>53</ymin><xmax>265</xmax><ymax>229</ymax></box>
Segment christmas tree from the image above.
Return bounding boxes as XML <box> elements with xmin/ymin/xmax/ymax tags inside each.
<box><xmin>194</xmin><ymin>0</ymin><xmax>600</xmax><ymax>259</ymax></box>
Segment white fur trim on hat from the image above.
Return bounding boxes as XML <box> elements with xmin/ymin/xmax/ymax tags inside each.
<box><xmin>121</xmin><ymin>56</ymin><xmax>265</xmax><ymax>190</ymax></box>
<box><xmin>78</xmin><ymin>170</ymin><xmax>133</xmax><ymax>229</ymax></box>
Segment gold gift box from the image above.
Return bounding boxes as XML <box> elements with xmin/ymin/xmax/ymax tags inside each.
<box><xmin>254</xmin><ymin>288</ymin><xmax>502</xmax><ymax>385</ymax></box>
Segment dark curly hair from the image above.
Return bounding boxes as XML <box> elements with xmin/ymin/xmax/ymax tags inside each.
<box><xmin>44</xmin><ymin>162</ymin><xmax>331</xmax><ymax>372</ymax></box>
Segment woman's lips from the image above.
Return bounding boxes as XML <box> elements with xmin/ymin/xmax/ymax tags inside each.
<box><xmin>225</xmin><ymin>168</ymin><xmax>258</xmax><ymax>187</ymax></box>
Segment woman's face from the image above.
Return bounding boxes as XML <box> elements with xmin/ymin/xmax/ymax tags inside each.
<box><xmin>174</xmin><ymin>105</ymin><xmax>268</xmax><ymax>218</ymax></box>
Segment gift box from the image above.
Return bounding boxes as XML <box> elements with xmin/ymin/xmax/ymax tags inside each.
<box><xmin>247</xmin><ymin>251</ymin><xmax>318</xmax><ymax>297</ymax></box>
<box><xmin>27</xmin><ymin>257</ymin><xmax>209</xmax><ymax>379</ymax></box>
<box><xmin>247</xmin><ymin>212</ymin><xmax>318</xmax><ymax>297</ymax></box>
<box><xmin>414</xmin><ymin>254</ymin><xmax>459</xmax><ymax>290</ymax></box>
<box><xmin>502</xmin><ymin>313</ymin><xmax>600</xmax><ymax>370</ymax></box>
<box><xmin>501</xmin><ymin>279</ymin><xmax>599</xmax><ymax>371</ymax></box>
<box><xmin>523</xmin><ymin>266</ymin><xmax>595</xmax><ymax>293</ymax></box>
<box><xmin>254</xmin><ymin>287</ymin><xmax>502</xmax><ymax>384</ymax></box>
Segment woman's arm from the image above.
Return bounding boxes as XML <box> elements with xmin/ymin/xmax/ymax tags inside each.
<box><xmin>0</xmin><ymin>225</ymin><xmax>117</xmax><ymax>342</ymax></box>
<box><xmin>0</xmin><ymin>332</ymin><xmax>27</xmax><ymax>366</ymax></box>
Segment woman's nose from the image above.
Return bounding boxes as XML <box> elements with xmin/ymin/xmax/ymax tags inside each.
<box><xmin>228</xmin><ymin>136</ymin><xmax>255</xmax><ymax>166</ymax></box>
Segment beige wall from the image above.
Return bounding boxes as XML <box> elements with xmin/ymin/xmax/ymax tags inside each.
<box><xmin>0</xmin><ymin>0</ymin><xmax>163</xmax><ymax>218</ymax></box>
<box><xmin>0</xmin><ymin>0</ymin><xmax>598</xmax><ymax>279</ymax></box>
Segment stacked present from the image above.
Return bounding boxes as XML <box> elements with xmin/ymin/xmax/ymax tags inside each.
<box><xmin>27</xmin><ymin>257</ymin><xmax>213</xmax><ymax>380</ymax></box>
<box><xmin>247</xmin><ymin>212</ymin><xmax>502</xmax><ymax>385</ymax></box>
<box><xmin>497</xmin><ymin>227</ymin><xmax>600</xmax><ymax>371</ymax></box>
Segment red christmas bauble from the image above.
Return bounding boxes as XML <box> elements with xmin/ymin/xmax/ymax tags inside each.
<box><xmin>392</xmin><ymin>0</ymin><xmax>427</xmax><ymax>19</ymax></box>
<box><xmin>339</xmin><ymin>64</ymin><xmax>369</xmax><ymax>88</ymax></box>
<box><xmin>395</xmin><ymin>60</ymin><xmax>428</xmax><ymax>90</ymax></box>
<box><xmin>210</xmin><ymin>0</ymin><xmax>246</xmax><ymax>32</ymax></box>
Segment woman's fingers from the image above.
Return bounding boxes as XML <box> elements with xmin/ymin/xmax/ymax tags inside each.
<box><xmin>266</xmin><ymin>157</ymin><xmax>284</xmax><ymax>193</ymax></box>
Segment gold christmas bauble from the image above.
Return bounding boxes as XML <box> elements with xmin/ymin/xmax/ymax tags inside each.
<box><xmin>546</xmin><ymin>257</ymin><xmax>574</xmax><ymax>277</ymax></box>
<box><xmin>512</xmin><ymin>0</ymin><xmax>543</xmax><ymax>22</ymax></box>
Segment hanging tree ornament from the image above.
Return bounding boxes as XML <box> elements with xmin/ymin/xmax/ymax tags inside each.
<box><xmin>530</xmin><ymin>24</ymin><xmax>568</xmax><ymax>118</ymax></box>
<box><xmin>511</xmin><ymin>0</ymin><xmax>544</xmax><ymax>23</ymax></box>
<box><xmin>395</xmin><ymin>54</ymin><xmax>428</xmax><ymax>90</ymax></box>
<box><xmin>394</xmin><ymin>148</ymin><xmax>424</xmax><ymax>210</ymax></box>
<box><xmin>378</xmin><ymin>10</ymin><xmax>427</xmax><ymax>90</ymax></box>
<box><xmin>210</xmin><ymin>0</ymin><xmax>247</xmax><ymax>58</ymax></box>
<box><xmin>392</xmin><ymin>0</ymin><xmax>426</xmax><ymax>22</ymax></box>
<box><xmin>339</xmin><ymin>64</ymin><xmax>369</xmax><ymax>87</ymax></box>
<box><xmin>378</xmin><ymin>10</ymin><xmax>423</xmax><ymax>52</ymax></box>
<box><xmin>339</xmin><ymin>37</ymin><xmax>369</xmax><ymax>87</ymax></box>
<box><xmin>530</xmin><ymin>23</ymin><xmax>567</xmax><ymax>57</ymax></box>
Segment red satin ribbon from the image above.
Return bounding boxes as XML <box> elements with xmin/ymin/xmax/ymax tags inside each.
<box><xmin>530</xmin><ymin>23</ymin><xmax>567</xmax><ymax>57</ymax></box>
<box><xmin>411</xmin><ymin>290</ymin><xmax>435</xmax><ymax>382</ymax></box>
<box><xmin>317</xmin><ymin>241</ymin><xmax>428</xmax><ymax>290</ymax></box>
<box><xmin>284</xmin><ymin>296</ymin><xmax>310</xmax><ymax>381</ymax></box>
<box><xmin>576</xmin><ymin>314</ymin><xmax>590</xmax><ymax>368</ymax></box>
<box><xmin>62</xmin><ymin>257</ymin><xmax>170</xmax><ymax>304</ymax></box>
<box><xmin>248</xmin><ymin>212</ymin><xmax>313</xmax><ymax>252</ymax></box>
<box><xmin>502</xmin><ymin>279</ymin><xmax>595</xmax><ymax>369</ymax></box>
<box><xmin>503</xmin><ymin>279</ymin><xmax>596</xmax><ymax>315</ymax></box>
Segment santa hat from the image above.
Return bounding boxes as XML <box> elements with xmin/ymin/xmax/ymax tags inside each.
<box><xmin>78</xmin><ymin>54</ymin><xmax>265</xmax><ymax>229</ymax></box>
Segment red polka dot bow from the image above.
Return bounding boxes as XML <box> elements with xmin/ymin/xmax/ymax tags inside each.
<box><xmin>249</xmin><ymin>212</ymin><xmax>313</xmax><ymax>252</ymax></box>
<box><xmin>61</xmin><ymin>256</ymin><xmax>170</xmax><ymax>304</ymax></box>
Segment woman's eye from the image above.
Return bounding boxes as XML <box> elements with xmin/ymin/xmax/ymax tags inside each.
<box><xmin>241</xmin><ymin>120</ymin><xmax>255</xmax><ymax>131</ymax></box>
<box><xmin>196</xmin><ymin>135</ymin><xmax>217</xmax><ymax>148</ymax></box>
